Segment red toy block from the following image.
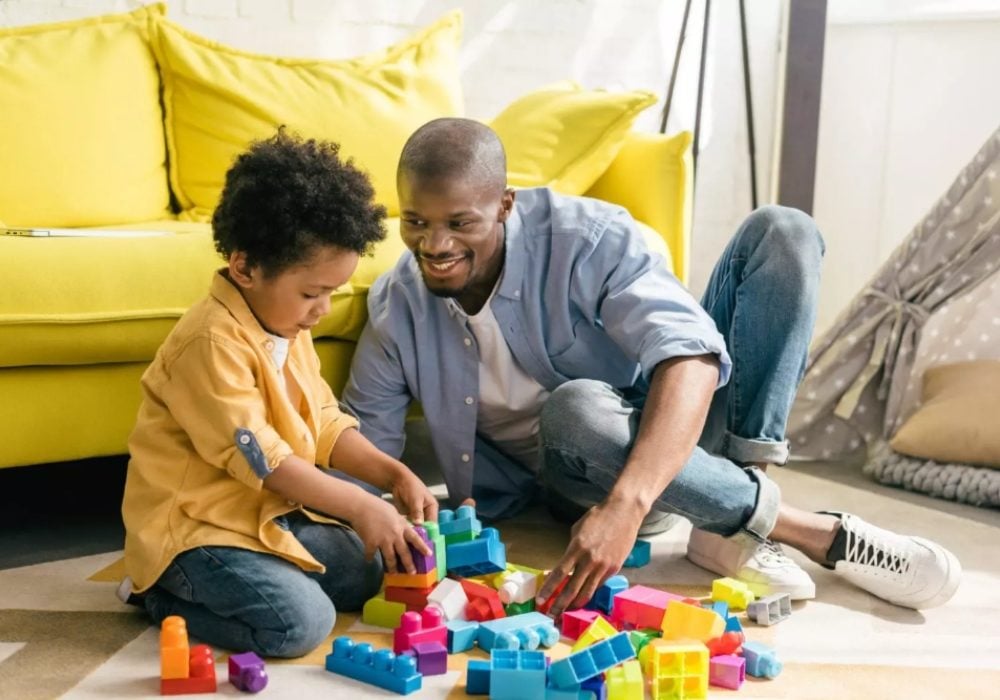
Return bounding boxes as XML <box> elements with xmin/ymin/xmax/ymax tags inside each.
<box><xmin>534</xmin><ymin>577</ymin><xmax>569</xmax><ymax>616</ymax></box>
<box><xmin>385</xmin><ymin>585</ymin><xmax>435</xmax><ymax>611</ymax></box>
<box><xmin>561</xmin><ymin>609</ymin><xmax>609</xmax><ymax>641</ymax></box>
<box><xmin>393</xmin><ymin>608</ymin><xmax>446</xmax><ymax>654</ymax></box>
<box><xmin>461</xmin><ymin>579</ymin><xmax>506</xmax><ymax>621</ymax></box>
<box><xmin>706</xmin><ymin>630</ymin><xmax>745</xmax><ymax>657</ymax></box>
<box><xmin>160</xmin><ymin>644</ymin><xmax>216</xmax><ymax>695</ymax></box>
<box><xmin>611</xmin><ymin>585</ymin><xmax>685</xmax><ymax>630</ymax></box>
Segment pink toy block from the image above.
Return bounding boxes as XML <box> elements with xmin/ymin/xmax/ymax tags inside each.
<box><xmin>228</xmin><ymin>651</ymin><xmax>267</xmax><ymax>693</ymax></box>
<box><xmin>393</xmin><ymin>608</ymin><xmax>446</xmax><ymax>654</ymax></box>
<box><xmin>710</xmin><ymin>654</ymin><xmax>746</xmax><ymax>689</ymax></box>
<box><xmin>560</xmin><ymin>609</ymin><xmax>607</xmax><ymax>641</ymax></box>
<box><xmin>410</xmin><ymin>641</ymin><xmax>448</xmax><ymax>676</ymax></box>
<box><xmin>611</xmin><ymin>585</ymin><xmax>686</xmax><ymax>630</ymax></box>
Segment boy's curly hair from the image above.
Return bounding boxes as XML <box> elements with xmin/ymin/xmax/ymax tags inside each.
<box><xmin>212</xmin><ymin>128</ymin><xmax>387</xmax><ymax>276</ymax></box>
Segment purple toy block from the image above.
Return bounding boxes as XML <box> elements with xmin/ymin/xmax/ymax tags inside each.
<box><xmin>710</xmin><ymin>654</ymin><xmax>746</xmax><ymax>689</ymax></box>
<box><xmin>410</xmin><ymin>526</ymin><xmax>437</xmax><ymax>574</ymax></box>
<box><xmin>228</xmin><ymin>651</ymin><xmax>267</xmax><ymax>693</ymax></box>
<box><xmin>410</xmin><ymin>641</ymin><xmax>448</xmax><ymax>676</ymax></box>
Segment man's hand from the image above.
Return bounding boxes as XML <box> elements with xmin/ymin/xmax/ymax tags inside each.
<box><xmin>536</xmin><ymin>497</ymin><xmax>645</xmax><ymax>616</ymax></box>
<box><xmin>390</xmin><ymin>469</ymin><xmax>439</xmax><ymax>524</ymax></box>
<box><xmin>351</xmin><ymin>494</ymin><xmax>433</xmax><ymax>574</ymax></box>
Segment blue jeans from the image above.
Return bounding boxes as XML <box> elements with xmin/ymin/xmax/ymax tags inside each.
<box><xmin>534</xmin><ymin>206</ymin><xmax>824</xmax><ymax>544</ymax></box>
<box><xmin>143</xmin><ymin>511</ymin><xmax>383</xmax><ymax>657</ymax></box>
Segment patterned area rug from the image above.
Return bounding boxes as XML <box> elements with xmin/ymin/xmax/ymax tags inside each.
<box><xmin>2</xmin><ymin>469</ymin><xmax>999</xmax><ymax>699</ymax></box>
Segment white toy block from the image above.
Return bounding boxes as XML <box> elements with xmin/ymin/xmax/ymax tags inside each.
<box><xmin>498</xmin><ymin>571</ymin><xmax>538</xmax><ymax>605</ymax></box>
<box><xmin>426</xmin><ymin>578</ymin><xmax>469</xmax><ymax>621</ymax></box>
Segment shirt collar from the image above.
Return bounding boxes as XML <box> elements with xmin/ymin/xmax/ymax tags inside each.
<box><xmin>209</xmin><ymin>270</ymin><xmax>281</xmax><ymax>351</ymax></box>
<box><xmin>495</xmin><ymin>205</ymin><xmax>526</xmax><ymax>301</ymax></box>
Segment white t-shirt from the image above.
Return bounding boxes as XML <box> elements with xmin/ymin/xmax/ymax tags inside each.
<box><xmin>451</xmin><ymin>291</ymin><xmax>550</xmax><ymax>472</ymax></box>
<box><xmin>266</xmin><ymin>332</ymin><xmax>290</xmax><ymax>392</ymax></box>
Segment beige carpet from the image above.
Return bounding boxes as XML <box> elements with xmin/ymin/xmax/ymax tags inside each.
<box><xmin>1</xmin><ymin>468</ymin><xmax>998</xmax><ymax>700</ymax></box>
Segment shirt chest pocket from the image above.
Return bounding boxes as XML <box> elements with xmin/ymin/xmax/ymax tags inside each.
<box><xmin>548</xmin><ymin>318</ymin><xmax>637</xmax><ymax>385</ymax></box>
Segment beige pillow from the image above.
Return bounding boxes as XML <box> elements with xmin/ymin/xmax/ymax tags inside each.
<box><xmin>890</xmin><ymin>360</ymin><xmax>1000</xmax><ymax>468</ymax></box>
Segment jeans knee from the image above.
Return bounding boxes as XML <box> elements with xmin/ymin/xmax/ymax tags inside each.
<box><xmin>750</xmin><ymin>205</ymin><xmax>824</xmax><ymax>266</ymax></box>
<box><xmin>540</xmin><ymin>379</ymin><xmax>608</xmax><ymax>446</ymax></box>
<box><xmin>257</xmin><ymin>594</ymin><xmax>335</xmax><ymax>658</ymax></box>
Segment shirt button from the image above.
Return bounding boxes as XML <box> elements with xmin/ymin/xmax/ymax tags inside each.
<box><xmin>265</xmin><ymin>340</ymin><xmax>274</xmax><ymax>350</ymax></box>
<box><xmin>464</xmin><ymin>337</ymin><xmax>472</xmax><ymax>347</ymax></box>
<box><xmin>461</xmin><ymin>453</ymin><xmax>470</xmax><ymax>463</ymax></box>
<box><xmin>239</xmin><ymin>434</ymin><xmax>251</xmax><ymax>445</ymax></box>
<box><xmin>465</xmin><ymin>396</ymin><xmax>474</xmax><ymax>405</ymax></box>
<box><xmin>514</xmin><ymin>290</ymin><xmax>520</xmax><ymax>298</ymax></box>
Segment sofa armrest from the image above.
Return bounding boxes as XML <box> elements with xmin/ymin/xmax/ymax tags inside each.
<box><xmin>583</xmin><ymin>130</ymin><xmax>693</xmax><ymax>284</ymax></box>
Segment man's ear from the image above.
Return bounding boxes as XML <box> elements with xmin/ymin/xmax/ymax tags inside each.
<box><xmin>228</xmin><ymin>251</ymin><xmax>256</xmax><ymax>289</ymax></box>
<box><xmin>498</xmin><ymin>187</ymin><xmax>516</xmax><ymax>223</ymax></box>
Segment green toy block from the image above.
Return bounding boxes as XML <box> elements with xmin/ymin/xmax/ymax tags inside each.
<box><xmin>423</xmin><ymin>521</ymin><xmax>447</xmax><ymax>582</ymax></box>
<box><xmin>503</xmin><ymin>600</ymin><xmax>535</xmax><ymax>616</ymax></box>
<box><xmin>362</xmin><ymin>594</ymin><xmax>406</xmax><ymax>629</ymax></box>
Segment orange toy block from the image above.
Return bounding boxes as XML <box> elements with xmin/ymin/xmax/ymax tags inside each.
<box><xmin>160</xmin><ymin>616</ymin><xmax>189</xmax><ymax>680</ymax></box>
<box><xmin>161</xmin><ymin>644</ymin><xmax>217</xmax><ymax>695</ymax></box>
<box><xmin>384</xmin><ymin>569</ymin><xmax>437</xmax><ymax>589</ymax></box>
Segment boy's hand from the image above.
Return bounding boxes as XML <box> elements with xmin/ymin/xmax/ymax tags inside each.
<box><xmin>352</xmin><ymin>495</ymin><xmax>433</xmax><ymax>574</ymax></box>
<box><xmin>390</xmin><ymin>470</ymin><xmax>439</xmax><ymax>524</ymax></box>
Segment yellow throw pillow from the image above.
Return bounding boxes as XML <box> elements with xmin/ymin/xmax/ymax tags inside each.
<box><xmin>0</xmin><ymin>4</ymin><xmax>171</xmax><ymax>227</ymax></box>
<box><xmin>890</xmin><ymin>360</ymin><xmax>1000</xmax><ymax>468</ymax></box>
<box><xmin>490</xmin><ymin>81</ymin><xmax>657</xmax><ymax>195</ymax></box>
<box><xmin>152</xmin><ymin>11</ymin><xmax>463</xmax><ymax>220</ymax></box>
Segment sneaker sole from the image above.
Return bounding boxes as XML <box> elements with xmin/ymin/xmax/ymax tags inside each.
<box><xmin>685</xmin><ymin>549</ymin><xmax>817</xmax><ymax>601</ymax></box>
<box><xmin>902</xmin><ymin>537</ymin><xmax>962</xmax><ymax>610</ymax></box>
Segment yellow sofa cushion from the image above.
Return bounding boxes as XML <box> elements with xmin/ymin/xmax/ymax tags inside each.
<box><xmin>0</xmin><ymin>4</ymin><xmax>171</xmax><ymax>227</ymax></box>
<box><xmin>490</xmin><ymin>81</ymin><xmax>657</xmax><ymax>196</ymax></box>
<box><xmin>152</xmin><ymin>11</ymin><xmax>463</xmax><ymax>221</ymax></box>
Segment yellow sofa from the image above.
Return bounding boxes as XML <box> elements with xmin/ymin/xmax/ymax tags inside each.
<box><xmin>0</xmin><ymin>5</ymin><xmax>692</xmax><ymax>470</ymax></box>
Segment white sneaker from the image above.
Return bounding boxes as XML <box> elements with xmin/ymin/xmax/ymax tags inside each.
<box><xmin>115</xmin><ymin>576</ymin><xmax>144</xmax><ymax>607</ymax></box>
<box><xmin>822</xmin><ymin>512</ymin><xmax>961</xmax><ymax>610</ymax></box>
<box><xmin>686</xmin><ymin>529</ymin><xmax>816</xmax><ymax>600</ymax></box>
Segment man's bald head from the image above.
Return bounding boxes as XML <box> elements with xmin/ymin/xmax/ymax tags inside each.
<box><xmin>398</xmin><ymin>118</ymin><xmax>507</xmax><ymax>195</ymax></box>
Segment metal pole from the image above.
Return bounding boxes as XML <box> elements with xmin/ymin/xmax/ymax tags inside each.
<box><xmin>660</xmin><ymin>0</ymin><xmax>695</xmax><ymax>133</ymax></box>
<box><xmin>693</xmin><ymin>0</ymin><xmax>711</xmax><ymax>187</ymax></box>
<box><xmin>738</xmin><ymin>0</ymin><xmax>759</xmax><ymax>209</ymax></box>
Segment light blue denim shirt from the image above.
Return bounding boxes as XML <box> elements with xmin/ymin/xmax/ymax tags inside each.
<box><xmin>343</xmin><ymin>188</ymin><xmax>731</xmax><ymax>506</ymax></box>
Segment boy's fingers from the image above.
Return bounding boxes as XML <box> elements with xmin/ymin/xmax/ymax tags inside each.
<box><xmin>460</xmin><ymin>498</ymin><xmax>476</xmax><ymax>508</ymax></box>
<box><xmin>404</xmin><ymin>525</ymin><xmax>432</xmax><ymax>556</ymax></box>
<box><xmin>380</xmin><ymin>543</ymin><xmax>398</xmax><ymax>573</ymax></box>
<box><xmin>424</xmin><ymin>497</ymin><xmax>439</xmax><ymax>523</ymax></box>
<box><xmin>395</xmin><ymin>538</ymin><xmax>417</xmax><ymax>574</ymax></box>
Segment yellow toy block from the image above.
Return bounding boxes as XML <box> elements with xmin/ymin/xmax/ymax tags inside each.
<box><xmin>660</xmin><ymin>600</ymin><xmax>724</xmax><ymax>643</ymax></box>
<box><xmin>607</xmin><ymin>658</ymin><xmax>643</xmax><ymax>700</ymax></box>
<box><xmin>571</xmin><ymin>615</ymin><xmax>619</xmax><ymax>652</ymax></box>
<box><xmin>641</xmin><ymin>639</ymin><xmax>708</xmax><ymax>700</ymax></box>
<box><xmin>710</xmin><ymin>577</ymin><xmax>755</xmax><ymax>610</ymax></box>
<box><xmin>362</xmin><ymin>594</ymin><xmax>407</xmax><ymax>629</ymax></box>
<box><xmin>160</xmin><ymin>616</ymin><xmax>189</xmax><ymax>680</ymax></box>
<box><xmin>384</xmin><ymin>569</ymin><xmax>437</xmax><ymax>589</ymax></box>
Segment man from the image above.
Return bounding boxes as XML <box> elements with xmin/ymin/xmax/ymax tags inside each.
<box><xmin>343</xmin><ymin>118</ymin><xmax>960</xmax><ymax>614</ymax></box>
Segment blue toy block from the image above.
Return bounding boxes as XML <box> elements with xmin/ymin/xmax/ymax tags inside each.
<box><xmin>742</xmin><ymin>640</ymin><xmax>783</xmax><ymax>679</ymax></box>
<box><xmin>545</xmin><ymin>684</ymin><xmax>593</xmax><ymax>699</ymax></box>
<box><xmin>587</xmin><ymin>574</ymin><xmax>628</xmax><ymax>615</ymax></box>
<box><xmin>438</xmin><ymin>504</ymin><xmax>483</xmax><ymax>544</ymax></box>
<box><xmin>581</xmin><ymin>674</ymin><xmax>607</xmax><ymax>700</ymax></box>
<box><xmin>703</xmin><ymin>600</ymin><xmax>729</xmax><ymax>619</ymax></box>
<box><xmin>725</xmin><ymin>614</ymin><xmax>744</xmax><ymax>635</ymax></box>
<box><xmin>447</xmin><ymin>618</ymin><xmax>480</xmax><ymax>653</ymax></box>
<box><xmin>548</xmin><ymin>632</ymin><xmax>636</xmax><ymax>689</ymax></box>
<box><xmin>478</xmin><ymin>612</ymin><xmax>560</xmax><ymax>652</ymax></box>
<box><xmin>325</xmin><ymin>636</ymin><xmax>422</xmax><ymax>695</ymax></box>
<box><xmin>447</xmin><ymin>527</ymin><xmax>507</xmax><ymax>577</ymax></box>
<box><xmin>622</xmin><ymin>540</ymin><xmax>650</xmax><ymax>568</ymax></box>
<box><xmin>467</xmin><ymin>658</ymin><xmax>491</xmax><ymax>695</ymax></box>
<box><xmin>490</xmin><ymin>649</ymin><xmax>546</xmax><ymax>700</ymax></box>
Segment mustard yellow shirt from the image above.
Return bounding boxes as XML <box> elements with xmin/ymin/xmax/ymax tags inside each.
<box><xmin>122</xmin><ymin>272</ymin><xmax>359</xmax><ymax>592</ymax></box>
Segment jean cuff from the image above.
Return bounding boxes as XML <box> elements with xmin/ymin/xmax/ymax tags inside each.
<box><xmin>732</xmin><ymin>466</ymin><xmax>781</xmax><ymax>545</ymax></box>
<box><xmin>722</xmin><ymin>432</ymin><xmax>790</xmax><ymax>466</ymax></box>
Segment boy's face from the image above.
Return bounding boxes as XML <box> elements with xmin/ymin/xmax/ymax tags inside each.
<box><xmin>230</xmin><ymin>245</ymin><xmax>359</xmax><ymax>339</ymax></box>
<box><xmin>398</xmin><ymin>171</ymin><xmax>513</xmax><ymax>310</ymax></box>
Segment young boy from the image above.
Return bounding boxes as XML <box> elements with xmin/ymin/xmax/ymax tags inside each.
<box><xmin>120</xmin><ymin>130</ymin><xmax>438</xmax><ymax>658</ymax></box>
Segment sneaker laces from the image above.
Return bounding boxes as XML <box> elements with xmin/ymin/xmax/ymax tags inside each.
<box><xmin>842</xmin><ymin>519</ymin><xmax>912</xmax><ymax>577</ymax></box>
<box><xmin>756</xmin><ymin>540</ymin><xmax>794</xmax><ymax>566</ymax></box>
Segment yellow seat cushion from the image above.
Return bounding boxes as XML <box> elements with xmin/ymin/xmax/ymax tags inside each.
<box><xmin>490</xmin><ymin>81</ymin><xmax>657</xmax><ymax>195</ymax></box>
<box><xmin>152</xmin><ymin>11</ymin><xmax>463</xmax><ymax>221</ymax></box>
<box><xmin>0</xmin><ymin>4</ymin><xmax>171</xmax><ymax>227</ymax></box>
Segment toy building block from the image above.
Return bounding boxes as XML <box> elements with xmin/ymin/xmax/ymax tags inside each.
<box><xmin>325</xmin><ymin>636</ymin><xmax>422</xmax><ymax>695</ymax></box>
<box><xmin>548</xmin><ymin>632</ymin><xmax>636</xmax><ymax>689</ymax></box>
<box><xmin>535</xmin><ymin>576</ymin><xmax>568</xmax><ymax>615</ymax></box>
<box><xmin>447</xmin><ymin>527</ymin><xmax>507</xmax><ymax>577</ymax></box>
<box><xmin>705</xmin><ymin>631</ymin><xmax>744</xmax><ymax>657</ymax></box>
<box><xmin>462</xmin><ymin>579</ymin><xmax>507</xmax><ymax>621</ymax></box>
<box><xmin>623</xmin><ymin>540</ymin><xmax>651</xmax><ymax>568</ymax></box>
<box><xmin>478</xmin><ymin>612</ymin><xmax>560</xmax><ymax>652</ymax></box>
<box><xmin>423</xmin><ymin>521</ymin><xmax>447</xmax><ymax>581</ymax></box>
<box><xmin>410</xmin><ymin>641</ymin><xmax>448</xmax><ymax>676</ymax></box>
<box><xmin>587</xmin><ymin>574</ymin><xmax>628</xmax><ymax>615</ymax></box>
<box><xmin>572</xmin><ymin>615</ymin><xmax>619</xmax><ymax>652</ymax></box>
<box><xmin>427</xmin><ymin>578</ymin><xmax>469</xmax><ymax>621</ymax></box>
<box><xmin>384</xmin><ymin>569</ymin><xmax>437</xmax><ymax>589</ymax></box>
<box><xmin>709</xmin><ymin>654</ymin><xmax>745</xmax><ymax>690</ymax></box>
<box><xmin>447</xmin><ymin>618</ymin><xmax>480</xmax><ymax>653</ymax></box>
<box><xmin>386</xmin><ymin>584</ymin><xmax>435</xmax><ymax>611</ymax></box>
<box><xmin>627</xmin><ymin>629</ymin><xmax>659</xmax><ymax>656</ymax></box>
<box><xmin>606</xmin><ymin>658</ymin><xmax>643</xmax><ymax>700</ymax></box>
<box><xmin>490</xmin><ymin>649</ymin><xmax>546</xmax><ymax>700</ymax></box>
<box><xmin>545</xmin><ymin>685</ymin><xmax>590</xmax><ymax>700</ymax></box>
<box><xmin>161</xmin><ymin>644</ymin><xmax>217</xmax><ymax>695</ymax></box>
<box><xmin>611</xmin><ymin>585</ymin><xmax>686</xmax><ymax>630</ymax></box>
<box><xmin>724</xmin><ymin>614</ymin><xmax>743</xmax><ymax>635</ymax></box>
<box><xmin>702</xmin><ymin>600</ymin><xmax>729</xmax><ymax>620</ymax></box>
<box><xmin>438</xmin><ymin>504</ymin><xmax>482</xmax><ymax>544</ymax></box>
<box><xmin>746</xmin><ymin>593</ymin><xmax>792</xmax><ymax>626</ymax></box>
<box><xmin>409</xmin><ymin>525</ymin><xmax>437</xmax><ymax>573</ymax></box>
<box><xmin>499</xmin><ymin>570</ymin><xmax>539</xmax><ymax>604</ymax></box>
<box><xmin>504</xmin><ymin>600</ymin><xmax>535</xmax><ymax>616</ymax></box>
<box><xmin>363</xmin><ymin>594</ymin><xmax>407</xmax><ymax>629</ymax></box>
<box><xmin>741</xmin><ymin>641</ymin><xmax>782</xmax><ymax>679</ymax></box>
<box><xmin>710</xmin><ymin>577</ymin><xmax>754</xmax><ymax>611</ymax></box>
<box><xmin>160</xmin><ymin>616</ymin><xmax>189</xmax><ymax>680</ymax></box>
<box><xmin>561</xmin><ymin>609</ymin><xmax>606</xmax><ymax>641</ymax></box>
<box><xmin>640</xmin><ymin>639</ymin><xmax>708</xmax><ymax>700</ymax></box>
<box><xmin>660</xmin><ymin>600</ymin><xmax>725</xmax><ymax>644</ymax></box>
<box><xmin>393</xmin><ymin>608</ymin><xmax>447</xmax><ymax>654</ymax></box>
<box><xmin>581</xmin><ymin>675</ymin><xmax>607</xmax><ymax>700</ymax></box>
<box><xmin>467</xmin><ymin>658</ymin><xmax>491</xmax><ymax>695</ymax></box>
<box><xmin>228</xmin><ymin>651</ymin><xmax>267</xmax><ymax>693</ymax></box>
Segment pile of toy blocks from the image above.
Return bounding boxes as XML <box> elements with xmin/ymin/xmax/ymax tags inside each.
<box><xmin>157</xmin><ymin>615</ymin><xmax>268</xmax><ymax>695</ymax></box>
<box><xmin>324</xmin><ymin>505</ymin><xmax>792</xmax><ymax>698</ymax></box>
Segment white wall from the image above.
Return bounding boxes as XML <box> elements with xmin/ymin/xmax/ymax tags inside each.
<box><xmin>0</xmin><ymin>0</ymin><xmax>786</xmax><ymax>297</ymax></box>
<box><xmin>814</xmin><ymin>0</ymin><xmax>1000</xmax><ymax>332</ymax></box>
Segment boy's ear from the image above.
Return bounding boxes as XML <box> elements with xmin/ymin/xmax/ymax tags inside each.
<box><xmin>228</xmin><ymin>251</ymin><xmax>256</xmax><ymax>288</ymax></box>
